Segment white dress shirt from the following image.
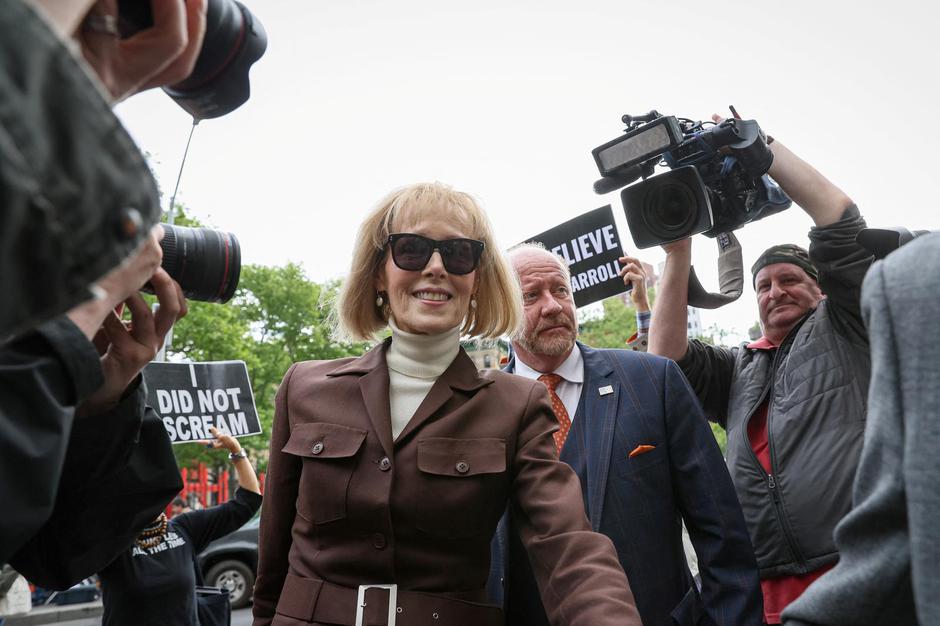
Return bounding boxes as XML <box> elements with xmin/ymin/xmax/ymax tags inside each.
<box><xmin>513</xmin><ymin>346</ymin><xmax>585</xmax><ymax>423</ymax></box>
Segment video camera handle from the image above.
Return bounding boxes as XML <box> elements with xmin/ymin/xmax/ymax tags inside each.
<box><xmin>698</xmin><ymin>118</ymin><xmax>774</xmax><ymax>177</ymax></box>
<box><xmin>621</xmin><ymin>111</ymin><xmax>661</xmax><ymax>128</ymax></box>
<box><xmin>729</xmin><ymin>119</ymin><xmax>774</xmax><ymax>176</ymax></box>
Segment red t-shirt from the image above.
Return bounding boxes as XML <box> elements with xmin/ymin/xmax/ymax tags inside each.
<box><xmin>746</xmin><ymin>337</ymin><xmax>834</xmax><ymax>624</ymax></box>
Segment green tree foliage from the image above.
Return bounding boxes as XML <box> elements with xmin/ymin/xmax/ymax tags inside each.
<box><xmin>160</xmin><ymin>208</ymin><xmax>369</xmax><ymax>469</ymax></box>
<box><xmin>578</xmin><ymin>296</ymin><xmax>639</xmax><ymax>349</ymax></box>
<box><xmin>710</xmin><ymin>423</ymin><xmax>727</xmax><ymax>455</ymax></box>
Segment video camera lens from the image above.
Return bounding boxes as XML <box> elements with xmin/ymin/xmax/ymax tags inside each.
<box><xmin>144</xmin><ymin>225</ymin><xmax>241</xmax><ymax>303</ymax></box>
<box><xmin>645</xmin><ymin>184</ymin><xmax>697</xmax><ymax>239</ymax></box>
<box><xmin>621</xmin><ymin>166</ymin><xmax>714</xmax><ymax>249</ymax></box>
<box><xmin>117</xmin><ymin>0</ymin><xmax>267</xmax><ymax>119</ymax></box>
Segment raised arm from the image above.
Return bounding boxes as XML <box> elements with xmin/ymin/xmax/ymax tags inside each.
<box><xmin>649</xmin><ymin>238</ymin><xmax>692</xmax><ymax>361</ymax></box>
<box><xmin>766</xmin><ymin>140</ymin><xmax>854</xmax><ymax>228</ymax></box>
<box><xmin>203</xmin><ymin>426</ymin><xmax>261</xmax><ymax>495</ymax></box>
<box><xmin>618</xmin><ymin>256</ymin><xmax>652</xmax><ymax>351</ymax></box>
<box><xmin>175</xmin><ymin>429</ymin><xmax>262</xmax><ymax>553</ymax></box>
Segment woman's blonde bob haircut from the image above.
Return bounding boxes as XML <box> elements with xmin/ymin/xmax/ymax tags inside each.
<box><xmin>334</xmin><ymin>182</ymin><xmax>522</xmax><ymax>342</ymax></box>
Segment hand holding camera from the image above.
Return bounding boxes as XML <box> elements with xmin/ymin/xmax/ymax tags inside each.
<box><xmin>66</xmin><ymin>225</ymin><xmax>165</xmax><ymax>340</ymax></box>
<box><xmin>77</xmin><ymin>266</ymin><xmax>188</xmax><ymax>416</ymax></box>
<box><xmin>68</xmin><ymin>227</ymin><xmax>188</xmax><ymax>415</ymax></box>
<box><xmin>77</xmin><ymin>0</ymin><xmax>207</xmax><ymax>102</ymax></box>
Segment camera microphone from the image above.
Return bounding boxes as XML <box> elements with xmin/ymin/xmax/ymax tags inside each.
<box><xmin>593</xmin><ymin>165</ymin><xmax>644</xmax><ymax>195</ymax></box>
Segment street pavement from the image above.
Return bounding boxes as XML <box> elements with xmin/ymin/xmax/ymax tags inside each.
<box><xmin>30</xmin><ymin>606</ymin><xmax>253</xmax><ymax>625</ymax></box>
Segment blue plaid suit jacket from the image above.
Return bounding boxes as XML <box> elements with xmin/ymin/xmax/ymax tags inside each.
<box><xmin>488</xmin><ymin>343</ymin><xmax>762</xmax><ymax>626</ymax></box>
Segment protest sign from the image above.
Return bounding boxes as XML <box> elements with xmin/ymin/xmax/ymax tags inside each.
<box><xmin>521</xmin><ymin>205</ymin><xmax>629</xmax><ymax>307</ymax></box>
<box><xmin>143</xmin><ymin>361</ymin><xmax>262</xmax><ymax>444</ymax></box>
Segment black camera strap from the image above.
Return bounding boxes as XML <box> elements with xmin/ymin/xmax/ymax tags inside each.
<box><xmin>687</xmin><ymin>232</ymin><xmax>743</xmax><ymax>309</ymax></box>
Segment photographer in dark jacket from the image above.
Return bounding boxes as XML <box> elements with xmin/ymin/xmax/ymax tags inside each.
<box><xmin>99</xmin><ymin>427</ymin><xmax>262</xmax><ymax>626</ymax></box>
<box><xmin>0</xmin><ymin>0</ymin><xmax>206</xmax><ymax>586</ymax></box>
<box><xmin>649</xmin><ymin>119</ymin><xmax>874</xmax><ymax>624</ymax></box>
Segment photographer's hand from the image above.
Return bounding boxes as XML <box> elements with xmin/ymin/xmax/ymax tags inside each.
<box><xmin>77</xmin><ymin>268</ymin><xmax>187</xmax><ymax>416</ymax></box>
<box><xmin>76</xmin><ymin>0</ymin><xmax>207</xmax><ymax>102</ymax></box>
<box><xmin>67</xmin><ymin>225</ymin><xmax>165</xmax><ymax>340</ymax></box>
<box><xmin>618</xmin><ymin>256</ymin><xmax>650</xmax><ymax>313</ymax></box>
<box><xmin>711</xmin><ymin>113</ymin><xmax>852</xmax><ymax>227</ymax></box>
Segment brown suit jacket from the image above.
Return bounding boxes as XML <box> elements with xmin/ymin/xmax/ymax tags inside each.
<box><xmin>253</xmin><ymin>339</ymin><xmax>640</xmax><ymax>626</ymax></box>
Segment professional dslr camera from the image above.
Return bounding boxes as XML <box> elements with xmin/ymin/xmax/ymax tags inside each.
<box><xmin>117</xmin><ymin>0</ymin><xmax>265</xmax><ymax>301</ymax></box>
<box><xmin>118</xmin><ymin>0</ymin><xmax>267</xmax><ymax>119</ymax></box>
<box><xmin>592</xmin><ymin>111</ymin><xmax>792</xmax><ymax>249</ymax></box>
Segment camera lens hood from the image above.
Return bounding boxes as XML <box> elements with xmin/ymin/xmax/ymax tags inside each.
<box><xmin>162</xmin><ymin>0</ymin><xmax>268</xmax><ymax>120</ymax></box>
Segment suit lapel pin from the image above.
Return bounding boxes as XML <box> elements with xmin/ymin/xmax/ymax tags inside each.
<box><xmin>598</xmin><ymin>385</ymin><xmax>613</xmax><ymax>396</ymax></box>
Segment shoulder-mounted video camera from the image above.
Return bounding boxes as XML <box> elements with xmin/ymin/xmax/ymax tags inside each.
<box><xmin>592</xmin><ymin>110</ymin><xmax>792</xmax><ymax>249</ymax></box>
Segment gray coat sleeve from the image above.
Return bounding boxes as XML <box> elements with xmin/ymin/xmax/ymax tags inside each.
<box><xmin>783</xmin><ymin>235</ymin><xmax>940</xmax><ymax>626</ymax></box>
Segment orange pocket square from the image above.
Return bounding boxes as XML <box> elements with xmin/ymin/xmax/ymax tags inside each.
<box><xmin>629</xmin><ymin>444</ymin><xmax>656</xmax><ymax>458</ymax></box>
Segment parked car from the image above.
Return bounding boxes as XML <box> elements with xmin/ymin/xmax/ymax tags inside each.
<box><xmin>197</xmin><ymin>513</ymin><xmax>259</xmax><ymax>609</ymax></box>
<box><xmin>30</xmin><ymin>577</ymin><xmax>100</xmax><ymax>606</ymax></box>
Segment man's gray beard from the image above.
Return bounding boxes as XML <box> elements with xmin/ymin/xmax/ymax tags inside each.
<box><xmin>515</xmin><ymin>327</ymin><xmax>576</xmax><ymax>357</ymax></box>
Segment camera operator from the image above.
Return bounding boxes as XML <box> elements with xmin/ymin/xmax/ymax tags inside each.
<box><xmin>649</xmin><ymin>119</ymin><xmax>875</xmax><ymax>625</ymax></box>
<box><xmin>0</xmin><ymin>0</ymin><xmax>205</xmax><ymax>587</ymax></box>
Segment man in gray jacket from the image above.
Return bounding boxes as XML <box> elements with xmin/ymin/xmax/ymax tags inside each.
<box><xmin>650</xmin><ymin>124</ymin><xmax>874</xmax><ymax>624</ymax></box>
<box><xmin>782</xmin><ymin>232</ymin><xmax>940</xmax><ymax>626</ymax></box>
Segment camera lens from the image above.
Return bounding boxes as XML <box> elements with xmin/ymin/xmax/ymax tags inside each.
<box><xmin>644</xmin><ymin>183</ymin><xmax>697</xmax><ymax>239</ymax></box>
<box><xmin>163</xmin><ymin>0</ymin><xmax>267</xmax><ymax>119</ymax></box>
<box><xmin>149</xmin><ymin>225</ymin><xmax>241</xmax><ymax>303</ymax></box>
<box><xmin>117</xmin><ymin>0</ymin><xmax>267</xmax><ymax>119</ymax></box>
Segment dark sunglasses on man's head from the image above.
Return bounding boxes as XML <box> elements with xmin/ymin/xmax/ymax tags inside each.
<box><xmin>386</xmin><ymin>233</ymin><xmax>485</xmax><ymax>275</ymax></box>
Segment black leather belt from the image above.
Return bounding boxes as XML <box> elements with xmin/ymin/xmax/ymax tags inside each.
<box><xmin>275</xmin><ymin>574</ymin><xmax>504</xmax><ymax>626</ymax></box>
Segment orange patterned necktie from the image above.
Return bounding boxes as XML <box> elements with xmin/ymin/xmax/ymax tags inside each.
<box><xmin>538</xmin><ymin>373</ymin><xmax>571</xmax><ymax>452</ymax></box>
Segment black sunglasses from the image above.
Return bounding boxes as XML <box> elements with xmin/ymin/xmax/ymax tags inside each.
<box><xmin>385</xmin><ymin>233</ymin><xmax>485</xmax><ymax>275</ymax></box>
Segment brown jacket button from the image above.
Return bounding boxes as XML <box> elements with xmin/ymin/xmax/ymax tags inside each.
<box><xmin>379</xmin><ymin>457</ymin><xmax>392</xmax><ymax>471</ymax></box>
<box><xmin>455</xmin><ymin>461</ymin><xmax>470</xmax><ymax>474</ymax></box>
<box><xmin>372</xmin><ymin>533</ymin><xmax>387</xmax><ymax>549</ymax></box>
<box><xmin>311</xmin><ymin>442</ymin><xmax>324</xmax><ymax>455</ymax></box>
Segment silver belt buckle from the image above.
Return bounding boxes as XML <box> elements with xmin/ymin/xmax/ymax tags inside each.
<box><xmin>355</xmin><ymin>583</ymin><xmax>398</xmax><ymax>626</ymax></box>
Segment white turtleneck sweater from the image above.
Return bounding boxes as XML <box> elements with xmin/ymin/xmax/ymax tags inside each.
<box><xmin>386</xmin><ymin>318</ymin><xmax>461</xmax><ymax>440</ymax></box>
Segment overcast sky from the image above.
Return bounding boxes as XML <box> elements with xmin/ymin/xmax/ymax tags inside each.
<box><xmin>115</xmin><ymin>0</ymin><xmax>940</xmax><ymax>343</ymax></box>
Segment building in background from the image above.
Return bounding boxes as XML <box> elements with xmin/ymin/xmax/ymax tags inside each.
<box><xmin>463</xmin><ymin>338</ymin><xmax>506</xmax><ymax>369</ymax></box>
<box><xmin>687</xmin><ymin>307</ymin><xmax>703</xmax><ymax>339</ymax></box>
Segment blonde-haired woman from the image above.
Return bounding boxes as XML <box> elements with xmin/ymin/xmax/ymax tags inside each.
<box><xmin>253</xmin><ymin>183</ymin><xmax>640</xmax><ymax>626</ymax></box>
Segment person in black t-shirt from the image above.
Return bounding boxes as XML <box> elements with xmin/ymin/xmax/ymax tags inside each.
<box><xmin>98</xmin><ymin>428</ymin><xmax>262</xmax><ymax>626</ymax></box>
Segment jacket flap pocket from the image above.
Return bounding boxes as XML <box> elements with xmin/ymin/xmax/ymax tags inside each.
<box><xmin>282</xmin><ymin>422</ymin><xmax>366</xmax><ymax>459</ymax></box>
<box><xmin>275</xmin><ymin>573</ymin><xmax>322</xmax><ymax>619</ymax></box>
<box><xmin>418</xmin><ymin>437</ymin><xmax>506</xmax><ymax>477</ymax></box>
